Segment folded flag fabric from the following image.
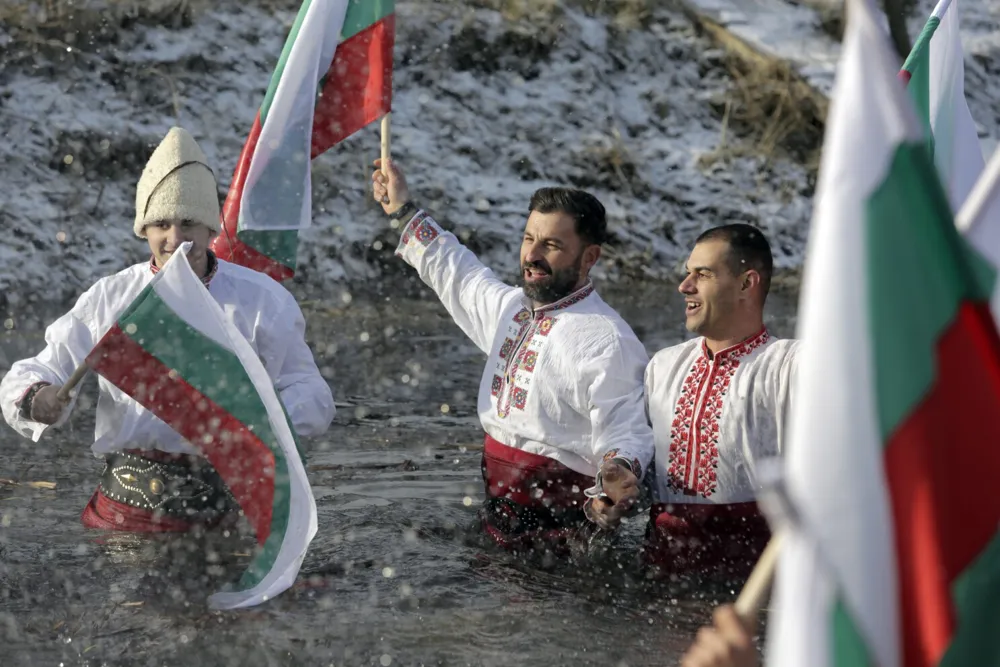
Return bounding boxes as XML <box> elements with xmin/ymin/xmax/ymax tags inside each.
<box><xmin>84</xmin><ymin>242</ymin><xmax>318</xmax><ymax>609</ymax></box>
<box><xmin>212</xmin><ymin>0</ymin><xmax>395</xmax><ymax>281</ymax></box>
<box><xmin>899</xmin><ymin>0</ymin><xmax>984</xmax><ymax>212</ymax></box>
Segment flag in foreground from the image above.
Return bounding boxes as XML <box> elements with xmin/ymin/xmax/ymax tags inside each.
<box><xmin>84</xmin><ymin>243</ymin><xmax>318</xmax><ymax>609</ymax></box>
<box><xmin>956</xmin><ymin>145</ymin><xmax>1000</xmax><ymax>327</ymax></box>
<box><xmin>899</xmin><ymin>0</ymin><xmax>984</xmax><ymax>211</ymax></box>
<box><xmin>212</xmin><ymin>0</ymin><xmax>395</xmax><ymax>280</ymax></box>
<box><xmin>765</xmin><ymin>0</ymin><xmax>1000</xmax><ymax>665</ymax></box>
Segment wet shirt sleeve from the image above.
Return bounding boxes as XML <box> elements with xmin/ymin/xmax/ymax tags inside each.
<box><xmin>394</xmin><ymin>210</ymin><xmax>518</xmax><ymax>354</ymax></box>
<box><xmin>0</xmin><ymin>288</ymin><xmax>101</xmax><ymax>441</ymax></box>
<box><xmin>583</xmin><ymin>334</ymin><xmax>655</xmax><ymax>482</ymax></box>
<box><xmin>255</xmin><ymin>292</ymin><xmax>336</xmax><ymax>439</ymax></box>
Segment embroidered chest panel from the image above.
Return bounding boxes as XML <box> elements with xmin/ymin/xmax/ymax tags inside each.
<box><xmin>666</xmin><ymin>331</ymin><xmax>770</xmax><ymax>498</ymax></box>
<box><xmin>489</xmin><ymin>287</ymin><xmax>593</xmax><ymax>418</ymax></box>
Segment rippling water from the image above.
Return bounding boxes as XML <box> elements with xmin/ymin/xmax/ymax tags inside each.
<box><xmin>0</xmin><ymin>280</ymin><xmax>798</xmax><ymax>666</ymax></box>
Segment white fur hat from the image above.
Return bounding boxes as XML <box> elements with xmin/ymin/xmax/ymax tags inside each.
<box><xmin>134</xmin><ymin>127</ymin><xmax>221</xmax><ymax>238</ymax></box>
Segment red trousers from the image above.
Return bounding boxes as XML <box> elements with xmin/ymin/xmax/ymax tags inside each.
<box><xmin>478</xmin><ymin>435</ymin><xmax>599</xmax><ymax>552</ymax></box>
<box><xmin>640</xmin><ymin>501</ymin><xmax>771</xmax><ymax>578</ymax></box>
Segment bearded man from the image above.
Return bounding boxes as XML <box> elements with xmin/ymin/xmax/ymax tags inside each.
<box><xmin>0</xmin><ymin>126</ymin><xmax>335</xmax><ymax>533</ymax></box>
<box><xmin>371</xmin><ymin>158</ymin><xmax>654</xmax><ymax>554</ymax></box>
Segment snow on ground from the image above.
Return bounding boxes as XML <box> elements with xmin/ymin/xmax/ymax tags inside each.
<box><xmin>0</xmin><ymin>0</ymin><xmax>997</xmax><ymax>309</ymax></box>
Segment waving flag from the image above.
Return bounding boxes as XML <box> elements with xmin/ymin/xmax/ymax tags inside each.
<box><xmin>899</xmin><ymin>0</ymin><xmax>984</xmax><ymax>211</ymax></box>
<box><xmin>956</xmin><ymin>146</ymin><xmax>1000</xmax><ymax>327</ymax></box>
<box><xmin>764</xmin><ymin>0</ymin><xmax>1000</xmax><ymax>665</ymax></box>
<box><xmin>83</xmin><ymin>242</ymin><xmax>318</xmax><ymax>609</ymax></box>
<box><xmin>212</xmin><ymin>0</ymin><xmax>395</xmax><ymax>281</ymax></box>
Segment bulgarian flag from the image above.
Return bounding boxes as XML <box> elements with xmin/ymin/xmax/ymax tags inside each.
<box><xmin>956</xmin><ymin>146</ymin><xmax>1000</xmax><ymax>327</ymax></box>
<box><xmin>898</xmin><ymin>0</ymin><xmax>984</xmax><ymax>212</ymax></box>
<box><xmin>211</xmin><ymin>0</ymin><xmax>395</xmax><ymax>281</ymax></box>
<box><xmin>83</xmin><ymin>242</ymin><xmax>317</xmax><ymax>610</ymax></box>
<box><xmin>764</xmin><ymin>0</ymin><xmax>1000</xmax><ymax>664</ymax></box>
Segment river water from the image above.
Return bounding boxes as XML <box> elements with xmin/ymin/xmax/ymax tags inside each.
<box><xmin>0</xmin><ymin>279</ymin><xmax>799</xmax><ymax>667</ymax></box>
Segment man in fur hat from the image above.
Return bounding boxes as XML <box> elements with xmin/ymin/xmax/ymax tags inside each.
<box><xmin>0</xmin><ymin>127</ymin><xmax>335</xmax><ymax>532</ymax></box>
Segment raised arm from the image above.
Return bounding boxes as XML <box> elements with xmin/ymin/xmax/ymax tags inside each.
<box><xmin>373</xmin><ymin>158</ymin><xmax>518</xmax><ymax>354</ymax></box>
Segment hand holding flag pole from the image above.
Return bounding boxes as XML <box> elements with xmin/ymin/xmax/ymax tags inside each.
<box><xmin>734</xmin><ymin>531</ymin><xmax>783</xmax><ymax>622</ymax></box>
<box><xmin>56</xmin><ymin>362</ymin><xmax>90</xmax><ymax>401</ymax></box>
<box><xmin>381</xmin><ymin>111</ymin><xmax>391</xmax><ymax>175</ymax></box>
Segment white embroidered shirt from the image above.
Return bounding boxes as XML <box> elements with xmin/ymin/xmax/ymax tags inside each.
<box><xmin>0</xmin><ymin>259</ymin><xmax>336</xmax><ymax>454</ymax></box>
<box><xmin>644</xmin><ymin>329</ymin><xmax>799</xmax><ymax>504</ymax></box>
<box><xmin>395</xmin><ymin>210</ymin><xmax>655</xmax><ymax>481</ymax></box>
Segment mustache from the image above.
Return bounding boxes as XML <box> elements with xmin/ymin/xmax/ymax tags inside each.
<box><xmin>522</xmin><ymin>260</ymin><xmax>552</xmax><ymax>274</ymax></box>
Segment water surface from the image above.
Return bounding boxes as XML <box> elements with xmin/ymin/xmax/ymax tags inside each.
<box><xmin>0</xmin><ymin>280</ymin><xmax>798</xmax><ymax>666</ymax></box>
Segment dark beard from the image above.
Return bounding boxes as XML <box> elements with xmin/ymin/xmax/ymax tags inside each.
<box><xmin>518</xmin><ymin>255</ymin><xmax>583</xmax><ymax>305</ymax></box>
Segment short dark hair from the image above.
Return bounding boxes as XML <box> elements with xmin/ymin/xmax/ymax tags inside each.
<box><xmin>528</xmin><ymin>187</ymin><xmax>609</xmax><ymax>246</ymax></box>
<box><xmin>694</xmin><ymin>223</ymin><xmax>774</xmax><ymax>296</ymax></box>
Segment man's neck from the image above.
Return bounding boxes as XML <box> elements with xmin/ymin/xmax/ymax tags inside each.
<box><xmin>703</xmin><ymin>320</ymin><xmax>765</xmax><ymax>357</ymax></box>
<box><xmin>531</xmin><ymin>278</ymin><xmax>592</xmax><ymax>311</ymax></box>
<box><xmin>188</xmin><ymin>253</ymin><xmax>209</xmax><ymax>278</ymax></box>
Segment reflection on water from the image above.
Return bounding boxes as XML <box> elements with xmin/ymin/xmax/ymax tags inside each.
<box><xmin>0</xmin><ymin>280</ymin><xmax>798</xmax><ymax>666</ymax></box>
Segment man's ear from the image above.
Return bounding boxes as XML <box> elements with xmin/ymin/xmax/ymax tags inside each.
<box><xmin>583</xmin><ymin>244</ymin><xmax>602</xmax><ymax>271</ymax></box>
<box><xmin>741</xmin><ymin>270</ymin><xmax>761</xmax><ymax>291</ymax></box>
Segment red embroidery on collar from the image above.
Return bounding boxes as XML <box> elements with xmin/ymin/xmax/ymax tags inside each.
<box><xmin>666</xmin><ymin>328</ymin><xmax>770</xmax><ymax>498</ymax></box>
<box><xmin>534</xmin><ymin>281</ymin><xmax>595</xmax><ymax>314</ymax></box>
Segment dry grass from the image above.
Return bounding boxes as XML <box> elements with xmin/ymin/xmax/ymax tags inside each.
<box><xmin>468</xmin><ymin>0</ymin><xmax>649</xmax><ymax>29</ymax></box>
<box><xmin>698</xmin><ymin>54</ymin><xmax>827</xmax><ymax>172</ymax></box>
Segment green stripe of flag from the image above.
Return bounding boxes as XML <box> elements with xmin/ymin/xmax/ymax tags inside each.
<box><xmin>866</xmin><ymin>142</ymin><xmax>988</xmax><ymax>440</ymax></box>
<box><xmin>901</xmin><ymin>16</ymin><xmax>940</xmax><ymax>159</ymax></box>
<box><xmin>941</xmin><ymin>531</ymin><xmax>1000</xmax><ymax>667</ymax></box>
<box><xmin>261</xmin><ymin>0</ymin><xmax>394</xmax><ymax>122</ymax></box>
<box><xmin>260</xmin><ymin>0</ymin><xmax>315</xmax><ymax>122</ymax></box>
<box><xmin>238</xmin><ymin>229</ymin><xmax>300</xmax><ymax>269</ymax></box>
<box><xmin>833</xmin><ymin>599</ymin><xmax>877</xmax><ymax>667</ymax></box>
<box><xmin>342</xmin><ymin>0</ymin><xmax>394</xmax><ymax>42</ymax></box>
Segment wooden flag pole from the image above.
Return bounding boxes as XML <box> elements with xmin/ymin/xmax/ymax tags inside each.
<box><xmin>380</xmin><ymin>111</ymin><xmax>391</xmax><ymax>174</ymax></box>
<box><xmin>56</xmin><ymin>362</ymin><xmax>89</xmax><ymax>401</ymax></box>
<box><xmin>734</xmin><ymin>530</ymin><xmax>784</xmax><ymax>622</ymax></box>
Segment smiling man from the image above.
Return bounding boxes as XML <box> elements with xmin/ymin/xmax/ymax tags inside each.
<box><xmin>0</xmin><ymin>126</ymin><xmax>335</xmax><ymax>533</ymax></box>
<box><xmin>642</xmin><ymin>224</ymin><xmax>798</xmax><ymax>579</ymax></box>
<box><xmin>371</xmin><ymin>158</ymin><xmax>653</xmax><ymax>555</ymax></box>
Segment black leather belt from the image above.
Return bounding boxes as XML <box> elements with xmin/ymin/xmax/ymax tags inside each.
<box><xmin>98</xmin><ymin>451</ymin><xmax>240</xmax><ymax>520</ymax></box>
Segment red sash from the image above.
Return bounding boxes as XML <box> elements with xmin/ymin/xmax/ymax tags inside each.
<box><xmin>642</xmin><ymin>501</ymin><xmax>771</xmax><ymax>576</ymax></box>
<box><xmin>482</xmin><ymin>434</ymin><xmax>592</xmax><ymax>510</ymax></box>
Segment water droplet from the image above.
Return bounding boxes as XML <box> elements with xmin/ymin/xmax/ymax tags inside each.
<box><xmin>56</xmin><ymin>231</ymin><xmax>67</xmax><ymax>243</ymax></box>
<box><xmin>462</xmin><ymin>496</ymin><xmax>472</xmax><ymax>507</ymax></box>
<box><xmin>440</xmin><ymin>404</ymin><xmax>450</xmax><ymax>414</ymax></box>
<box><xmin>124</xmin><ymin>322</ymin><xmax>137</xmax><ymax>335</ymax></box>
<box><xmin>340</xmin><ymin>291</ymin><xmax>353</xmax><ymax>304</ymax></box>
<box><xmin>359</xmin><ymin>332</ymin><xmax>370</xmax><ymax>342</ymax></box>
<box><xmin>381</xmin><ymin>567</ymin><xmax>394</xmax><ymax>578</ymax></box>
<box><xmin>3</xmin><ymin>319</ymin><xmax>13</xmax><ymax>330</ymax></box>
<box><xmin>373</xmin><ymin>240</ymin><xmax>384</xmax><ymax>251</ymax></box>
<box><xmin>380</xmin><ymin>655</ymin><xmax>392</xmax><ymax>667</ymax></box>
<box><xmin>62</xmin><ymin>154</ymin><xmax>73</xmax><ymax>165</ymax></box>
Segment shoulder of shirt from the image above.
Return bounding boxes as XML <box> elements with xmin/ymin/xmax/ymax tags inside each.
<box><xmin>759</xmin><ymin>335</ymin><xmax>801</xmax><ymax>359</ymax></box>
<box><xmin>76</xmin><ymin>262</ymin><xmax>148</xmax><ymax>300</ymax></box>
<box><xmin>559</xmin><ymin>291</ymin><xmax>643</xmax><ymax>345</ymax></box>
<box><xmin>214</xmin><ymin>259</ymin><xmax>298</xmax><ymax>306</ymax></box>
<box><xmin>648</xmin><ymin>337</ymin><xmax>701</xmax><ymax>367</ymax></box>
